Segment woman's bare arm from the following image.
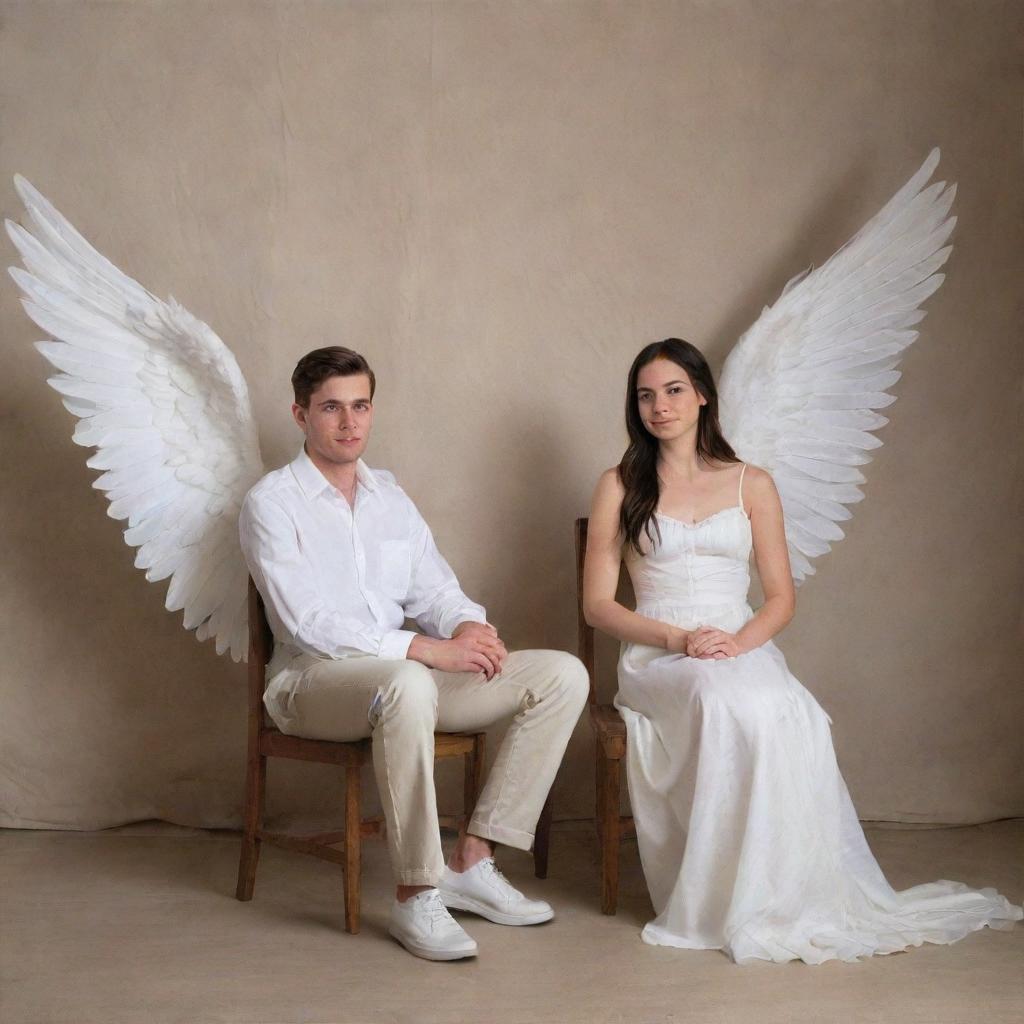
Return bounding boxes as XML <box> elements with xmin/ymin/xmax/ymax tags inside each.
<box><xmin>583</xmin><ymin>468</ymin><xmax>690</xmax><ymax>652</ymax></box>
<box><xmin>735</xmin><ymin>468</ymin><xmax>795</xmax><ymax>651</ymax></box>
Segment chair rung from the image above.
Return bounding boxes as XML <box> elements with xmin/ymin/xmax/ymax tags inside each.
<box><xmin>297</xmin><ymin>820</ymin><xmax>384</xmax><ymax>843</ymax></box>
<box><xmin>259</xmin><ymin>831</ymin><xmax>348</xmax><ymax>865</ymax></box>
<box><xmin>304</xmin><ymin>830</ymin><xmax>346</xmax><ymax>845</ymax></box>
<box><xmin>257</xmin><ymin>822</ymin><xmax>384</xmax><ymax>861</ymax></box>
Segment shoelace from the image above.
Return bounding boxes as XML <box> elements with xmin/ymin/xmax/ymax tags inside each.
<box><xmin>479</xmin><ymin>858</ymin><xmax>524</xmax><ymax>900</ymax></box>
<box><xmin>421</xmin><ymin>890</ymin><xmax>457</xmax><ymax>932</ymax></box>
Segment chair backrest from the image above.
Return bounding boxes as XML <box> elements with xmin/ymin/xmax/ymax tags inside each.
<box><xmin>575</xmin><ymin>516</ymin><xmax>634</xmax><ymax>707</ymax></box>
<box><xmin>574</xmin><ymin>518</ymin><xmax>597</xmax><ymax>704</ymax></box>
<box><xmin>247</xmin><ymin>576</ymin><xmax>274</xmax><ymax>726</ymax></box>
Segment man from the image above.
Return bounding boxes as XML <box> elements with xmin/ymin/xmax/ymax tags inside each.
<box><xmin>239</xmin><ymin>346</ymin><xmax>589</xmax><ymax>961</ymax></box>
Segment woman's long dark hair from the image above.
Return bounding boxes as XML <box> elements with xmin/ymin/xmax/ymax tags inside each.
<box><xmin>619</xmin><ymin>338</ymin><xmax>738</xmax><ymax>554</ymax></box>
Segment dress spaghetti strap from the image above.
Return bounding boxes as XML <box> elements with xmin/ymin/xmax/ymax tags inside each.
<box><xmin>737</xmin><ymin>463</ymin><xmax>748</xmax><ymax>513</ymax></box>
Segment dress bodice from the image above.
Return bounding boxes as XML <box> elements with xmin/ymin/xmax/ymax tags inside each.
<box><xmin>624</xmin><ymin>506</ymin><xmax>752</xmax><ymax>615</ymax></box>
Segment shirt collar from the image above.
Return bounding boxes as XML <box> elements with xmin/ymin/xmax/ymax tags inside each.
<box><xmin>290</xmin><ymin>446</ymin><xmax>379</xmax><ymax>500</ymax></box>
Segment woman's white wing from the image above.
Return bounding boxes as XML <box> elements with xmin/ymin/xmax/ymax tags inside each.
<box><xmin>6</xmin><ymin>176</ymin><xmax>266</xmax><ymax>659</ymax></box>
<box><xmin>718</xmin><ymin>150</ymin><xmax>955</xmax><ymax>583</ymax></box>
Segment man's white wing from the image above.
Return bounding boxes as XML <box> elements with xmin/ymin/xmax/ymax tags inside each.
<box><xmin>7</xmin><ymin>176</ymin><xmax>266</xmax><ymax>659</ymax></box>
<box><xmin>718</xmin><ymin>150</ymin><xmax>955</xmax><ymax>583</ymax></box>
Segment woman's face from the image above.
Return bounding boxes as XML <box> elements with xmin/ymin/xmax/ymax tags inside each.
<box><xmin>635</xmin><ymin>356</ymin><xmax>706</xmax><ymax>442</ymax></box>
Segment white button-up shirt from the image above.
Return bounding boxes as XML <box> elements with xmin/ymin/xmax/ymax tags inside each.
<box><xmin>239</xmin><ymin>448</ymin><xmax>487</xmax><ymax>666</ymax></box>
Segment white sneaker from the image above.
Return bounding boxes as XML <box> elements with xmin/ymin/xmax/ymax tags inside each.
<box><xmin>388</xmin><ymin>889</ymin><xmax>478</xmax><ymax>961</ymax></box>
<box><xmin>439</xmin><ymin>858</ymin><xmax>554</xmax><ymax>926</ymax></box>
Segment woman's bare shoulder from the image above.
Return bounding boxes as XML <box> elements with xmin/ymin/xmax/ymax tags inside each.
<box><xmin>739</xmin><ymin>464</ymin><xmax>781</xmax><ymax>506</ymax></box>
<box><xmin>594</xmin><ymin>466</ymin><xmax>625</xmax><ymax>497</ymax></box>
<box><xmin>590</xmin><ymin>467</ymin><xmax>625</xmax><ymax>526</ymax></box>
<box><xmin>740</xmin><ymin>463</ymin><xmax>773</xmax><ymax>485</ymax></box>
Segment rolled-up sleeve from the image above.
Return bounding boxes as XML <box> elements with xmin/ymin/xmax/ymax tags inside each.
<box><xmin>240</xmin><ymin>493</ymin><xmax>416</xmax><ymax>660</ymax></box>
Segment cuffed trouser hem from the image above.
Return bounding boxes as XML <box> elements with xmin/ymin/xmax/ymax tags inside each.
<box><xmin>468</xmin><ymin>817</ymin><xmax>535</xmax><ymax>853</ymax></box>
<box><xmin>395</xmin><ymin>867</ymin><xmax>443</xmax><ymax>886</ymax></box>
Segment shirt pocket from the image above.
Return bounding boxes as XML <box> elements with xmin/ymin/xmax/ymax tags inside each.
<box><xmin>378</xmin><ymin>539</ymin><xmax>411</xmax><ymax>598</ymax></box>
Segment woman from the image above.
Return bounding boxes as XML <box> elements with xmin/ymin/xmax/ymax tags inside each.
<box><xmin>584</xmin><ymin>338</ymin><xmax>1021</xmax><ymax>964</ymax></box>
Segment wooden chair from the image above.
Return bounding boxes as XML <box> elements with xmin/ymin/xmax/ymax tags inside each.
<box><xmin>575</xmin><ymin>517</ymin><xmax>635</xmax><ymax>914</ymax></box>
<box><xmin>236</xmin><ymin>577</ymin><xmax>554</xmax><ymax>934</ymax></box>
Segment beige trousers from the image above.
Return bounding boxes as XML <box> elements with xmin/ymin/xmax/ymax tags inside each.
<box><xmin>265</xmin><ymin>649</ymin><xmax>589</xmax><ymax>885</ymax></box>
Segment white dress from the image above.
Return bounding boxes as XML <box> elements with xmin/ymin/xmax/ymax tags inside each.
<box><xmin>615</xmin><ymin>467</ymin><xmax>1022</xmax><ymax>964</ymax></box>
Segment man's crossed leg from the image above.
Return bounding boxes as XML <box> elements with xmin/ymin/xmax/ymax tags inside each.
<box><xmin>273</xmin><ymin>647</ymin><xmax>589</xmax><ymax>960</ymax></box>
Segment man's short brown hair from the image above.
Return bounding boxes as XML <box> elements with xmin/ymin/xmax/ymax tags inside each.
<box><xmin>291</xmin><ymin>346</ymin><xmax>376</xmax><ymax>407</ymax></box>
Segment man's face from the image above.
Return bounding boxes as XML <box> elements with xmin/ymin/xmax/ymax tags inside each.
<box><xmin>292</xmin><ymin>373</ymin><xmax>373</xmax><ymax>469</ymax></box>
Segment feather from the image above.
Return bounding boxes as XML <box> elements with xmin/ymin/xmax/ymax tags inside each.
<box><xmin>719</xmin><ymin>150</ymin><xmax>954</xmax><ymax>583</ymax></box>
<box><xmin>7</xmin><ymin>179</ymin><xmax>266</xmax><ymax>659</ymax></box>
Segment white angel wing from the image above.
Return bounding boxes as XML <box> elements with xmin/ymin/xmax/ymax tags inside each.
<box><xmin>6</xmin><ymin>176</ymin><xmax>266</xmax><ymax>659</ymax></box>
<box><xmin>718</xmin><ymin>149</ymin><xmax>955</xmax><ymax>583</ymax></box>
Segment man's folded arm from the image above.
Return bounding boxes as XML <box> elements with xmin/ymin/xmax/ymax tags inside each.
<box><xmin>239</xmin><ymin>494</ymin><xmax>416</xmax><ymax>660</ymax></box>
<box><xmin>402</xmin><ymin>505</ymin><xmax>488</xmax><ymax>639</ymax></box>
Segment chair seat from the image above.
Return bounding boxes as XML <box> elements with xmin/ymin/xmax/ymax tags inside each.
<box><xmin>260</xmin><ymin>728</ymin><xmax>371</xmax><ymax>766</ymax></box>
<box><xmin>434</xmin><ymin>732</ymin><xmax>481</xmax><ymax>758</ymax></box>
<box><xmin>259</xmin><ymin>727</ymin><xmax>480</xmax><ymax>766</ymax></box>
<box><xmin>589</xmin><ymin>703</ymin><xmax>627</xmax><ymax>760</ymax></box>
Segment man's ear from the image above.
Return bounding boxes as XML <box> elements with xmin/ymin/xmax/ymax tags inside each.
<box><xmin>291</xmin><ymin>402</ymin><xmax>309</xmax><ymax>431</ymax></box>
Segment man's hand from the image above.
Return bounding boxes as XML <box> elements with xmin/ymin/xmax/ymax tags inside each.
<box><xmin>451</xmin><ymin>621</ymin><xmax>497</xmax><ymax>642</ymax></box>
<box><xmin>452</xmin><ymin>621</ymin><xmax>507</xmax><ymax>675</ymax></box>
<box><xmin>408</xmin><ymin>622</ymin><xmax>508</xmax><ymax>679</ymax></box>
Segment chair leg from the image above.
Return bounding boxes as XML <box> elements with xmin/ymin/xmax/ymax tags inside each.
<box><xmin>463</xmin><ymin>733</ymin><xmax>485</xmax><ymax>830</ymax></box>
<box><xmin>533</xmin><ymin>791</ymin><xmax>553</xmax><ymax>879</ymax></box>
<box><xmin>599</xmin><ymin>752</ymin><xmax>621</xmax><ymax>915</ymax></box>
<box><xmin>343</xmin><ymin>765</ymin><xmax>362</xmax><ymax>934</ymax></box>
<box><xmin>594</xmin><ymin>743</ymin><xmax>605</xmax><ymax>843</ymax></box>
<box><xmin>235</xmin><ymin>753</ymin><xmax>266</xmax><ymax>901</ymax></box>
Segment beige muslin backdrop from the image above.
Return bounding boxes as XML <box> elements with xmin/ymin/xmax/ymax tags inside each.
<box><xmin>1</xmin><ymin>1</ymin><xmax>1021</xmax><ymax>832</ymax></box>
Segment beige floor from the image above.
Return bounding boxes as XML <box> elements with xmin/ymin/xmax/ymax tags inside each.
<box><xmin>1</xmin><ymin>820</ymin><xmax>1022</xmax><ymax>1024</ymax></box>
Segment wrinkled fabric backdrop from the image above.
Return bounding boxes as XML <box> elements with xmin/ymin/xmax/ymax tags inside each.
<box><xmin>2</xmin><ymin>0</ymin><xmax>1021</xmax><ymax>831</ymax></box>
